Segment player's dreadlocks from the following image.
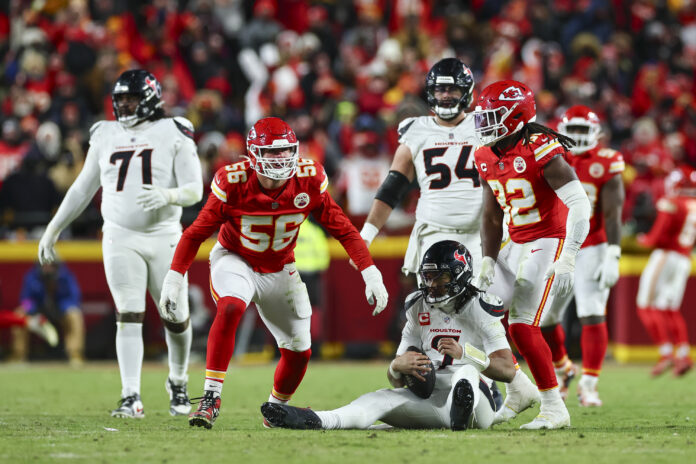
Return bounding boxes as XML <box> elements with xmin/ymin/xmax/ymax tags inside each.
<box><xmin>520</xmin><ymin>122</ymin><xmax>575</xmax><ymax>151</ymax></box>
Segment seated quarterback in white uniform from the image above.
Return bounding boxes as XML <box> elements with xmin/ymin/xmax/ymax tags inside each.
<box><xmin>261</xmin><ymin>240</ymin><xmax>538</xmax><ymax>431</ymax></box>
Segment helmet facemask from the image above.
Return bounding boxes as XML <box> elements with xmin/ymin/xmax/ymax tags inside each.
<box><xmin>249</xmin><ymin>141</ymin><xmax>299</xmax><ymax>180</ymax></box>
<box><xmin>427</xmin><ymin>83</ymin><xmax>470</xmax><ymax>121</ymax></box>
<box><xmin>474</xmin><ymin>104</ymin><xmax>515</xmax><ymax>146</ymax></box>
<box><xmin>558</xmin><ymin>121</ymin><xmax>600</xmax><ymax>154</ymax></box>
<box><xmin>419</xmin><ymin>266</ymin><xmax>470</xmax><ymax>314</ymax></box>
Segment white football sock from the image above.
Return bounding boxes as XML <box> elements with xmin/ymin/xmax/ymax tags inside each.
<box><xmin>540</xmin><ymin>387</ymin><xmax>563</xmax><ymax>404</ymax></box>
<box><xmin>314</xmin><ymin>411</ymin><xmax>339</xmax><ymax>429</ymax></box>
<box><xmin>675</xmin><ymin>344</ymin><xmax>690</xmax><ymax>358</ymax></box>
<box><xmin>116</xmin><ymin>322</ymin><xmax>143</xmax><ymax>397</ymax></box>
<box><xmin>165</xmin><ymin>325</ymin><xmax>192</xmax><ymax>385</ymax></box>
<box><xmin>267</xmin><ymin>394</ymin><xmax>288</xmax><ymax>404</ymax></box>
<box><xmin>579</xmin><ymin>374</ymin><xmax>598</xmax><ymax>390</ymax></box>
<box><xmin>658</xmin><ymin>343</ymin><xmax>674</xmax><ymax>357</ymax></box>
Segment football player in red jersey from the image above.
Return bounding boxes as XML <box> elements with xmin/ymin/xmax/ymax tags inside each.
<box><xmin>473</xmin><ymin>81</ymin><xmax>591</xmax><ymax>429</ymax></box>
<box><xmin>158</xmin><ymin>117</ymin><xmax>389</xmax><ymax>429</ymax></box>
<box><xmin>539</xmin><ymin>105</ymin><xmax>626</xmax><ymax>407</ymax></box>
<box><xmin>636</xmin><ymin>166</ymin><xmax>696</xmax><ymax>377</ymax></box>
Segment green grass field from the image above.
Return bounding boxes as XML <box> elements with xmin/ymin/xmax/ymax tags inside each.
<box><xmin>0</xmin><ymin>360</ymin><xmax>694</xmax><ymax>464</ymax></box>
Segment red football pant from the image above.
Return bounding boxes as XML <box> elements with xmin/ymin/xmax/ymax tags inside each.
<box><xmin>665</xmin><ymin>310</ymin><xmax>689</xmax><ymax>345</ymax></box>
<box><xmin>509</xmin><ymin>323</ymin><xmax>557</xmax><ymax>390</ymax></box>
<box><xmin>206</xmin><ymin>296</ymin><xmax>247</xmax><ymax>373</ymax></box>
<box><xmin>637</xmin><ymin>307</ymin><xmax>670</xmax><ymax>346</ymax></box>
<box><xmin>581</xmin><ymin>322</ymin><xmax>608</xmax><ymax>376</ymax></box>
<box><xmin>541</xmin><ymin>324</ymin><xmax>568</xmax><ymax>365</ymax></box>
<box><xmin>272</xmin><ymin>348</ymin><xmax>312</xmax><ymax>400</ymax></box>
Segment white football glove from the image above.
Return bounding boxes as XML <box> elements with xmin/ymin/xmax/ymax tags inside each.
<box><xmin>474</xmin><ymin>256</ymin><xmax>496</xmax><ymax>291</ymax></box>
<box><xmin>593</xmin><ymin>244</ymin><xmax>621</xmax><ymax>289</ymax></box>
<box><xmin>361</xmin><ymin>265</ymin><xmax>388</xmax><ymax>316</ymax></box>
<box><xmin>38</xmin><ymin>227</ymin><xmax>59</xmax><ymax>265</ymax></box>
<box><xmin>544</xmin><ymin>254</ymin><xmax>575</xmax><ymax>297</ymax></box>
<box><xmin>159</xmin><ymin>270</ymin><xmax>184</xmax><ymax>321</ymax></box>
<box><xmin>136</xmin><ymin>185</ymin><xmax>174</xmax><ymax>212</ymax></box>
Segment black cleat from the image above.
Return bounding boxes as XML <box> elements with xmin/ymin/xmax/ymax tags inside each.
<box><xmin>188</xmin><ymin>391</ymin><xmax>220</xmax><ymax>429</ymax></box>
<box><xmin>260</xmin><ymin>402</ymin><xmax>322</xmax><ymax>430</ymax></box>
<box><xmin>450</xmin><ymin>379</ymin><xmax>475</xmax><ymax>431</ymax></box>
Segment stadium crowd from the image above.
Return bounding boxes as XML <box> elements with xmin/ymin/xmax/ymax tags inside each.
<box><xmin>0</xmin><ymin>0</ymin><xmax>695</xmax><ymax>238</ymax></box>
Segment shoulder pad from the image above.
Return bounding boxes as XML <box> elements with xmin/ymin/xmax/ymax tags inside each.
<box><xmin>397</xmin><ymin>117</ymin><xmax>417</xmax><ymax>138</ymax></box>
<box><xmin>173</xmin><ymin>117</ymin><xmax>195</xmax><ymax>140</ymax></box>
<box><xmin>404</xmin><ymin>290</ymin><xmax>423</xmax><ymax>311</ymax></box>
<box><xmin>89</xmin><ymin>121</ymin><xmax>104</xmax><ymax>137</ymax></box>
<box><xmin>478</xmin><ymin>293</ymin><xmax>505</xmax><ymax>318</ymax></box>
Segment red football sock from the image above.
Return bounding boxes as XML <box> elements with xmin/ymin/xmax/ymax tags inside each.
<box><xmin>581</xmin><ymin>322</ymin><xmax>608</xmax><ymax>376</ymax></box>
<box><xmin>638</xmin><ymin>307</ymin><xmax>670</xmax><ymax>345</ymax></box>
<box><xmin>0</xmin><ymin>310</ymin><xmax>27</xmax><ymax>328</ymax></box>
<box><xmin>205</xmin><ymin>296</ymin><xmax>247</xmax><ymax>373</ymax></box>
<box><xmin>509</xmin><ymin>323</ymin><xmax>557</xmax><ymax>391</ymax></box>
<box><xmin>272</xmin><ymin>348</ymin><xmax>312</xmax><ymax>401</ymax></box>
<box><xmin>541</xmin><ymin>324</ymin><xmax>568</xmax><ymax>365</ymax></box>
<box><xmin>665</xmin><ymin>310</ymin><xmax>690</xmax><ymax>345</ymax></box>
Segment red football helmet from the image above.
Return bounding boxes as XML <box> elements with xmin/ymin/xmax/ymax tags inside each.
<box><xmin>558</xmin><ymin>105</ymin><xmax>601</xmax><ymax>154</ymax></box>
<box><xmin>474</xmin><ymin>80</ymin><xmax>536</xmax><ymax>146</ymax></box>
<box><xmin>246</xmin><ymin>117</ymin><xmax>299</xmax><ymax>180</ymax></box>
<box><xmin>666</xmin><ymin>165</ymin><xmax>696</xmax><ymax>197</ymax></box>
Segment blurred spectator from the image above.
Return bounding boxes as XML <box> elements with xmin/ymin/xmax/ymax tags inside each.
<box><xmin>335</xmin><ymin>114</ymin><xmax>391</xmax><ymax>227</ymax></box>
<box><xmin>0</xmin><ymin>152</ymin><xmax>61</xmax><ymax>238</ymax></box>
<box><xmin>0</xmin><ymin>1</ymin><xmax>694</xmax><ymax>237</ymax></box>
<box><xmin>0</xmin><ymin>119</ymin><xmax>29</xmax><ymax>188</ymax></box>
<box><xmin>10</xmin><ymin>261</ymin><xmax>85</xmax><ymax>365</ymax></box>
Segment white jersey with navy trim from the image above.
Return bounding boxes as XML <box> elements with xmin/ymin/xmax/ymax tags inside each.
<box><xmin>396</xmin><ymin>292</ymin><xmax>509</xmax><ymax>372</ymax></box>
<box><xmin>398</xmin><ymin>115</ymin><xmax>482</xmax><ymax>230</ymax></box>
<box><xmin>87</xmin><ymin>117</ymin><xmax>200</xmax><ymax>234</ymax></box>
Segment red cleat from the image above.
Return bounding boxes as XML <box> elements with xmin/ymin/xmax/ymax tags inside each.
<box><xmin>651</xmin><ymin>355</ymin><xmax>674</xmax><ymax>377</ymax></box>
<box><xmin>673</xmin><ymin>357</ymin><xmax>693</xmax><ymax>377</ymax></box>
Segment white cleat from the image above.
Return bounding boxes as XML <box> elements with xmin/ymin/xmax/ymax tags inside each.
<box><xmin>166</xmin><ymin>378</ymin><xmax>192</xmax><ymax>416</ymax></box>
<box><xmin>492</xmin><ymin>375</ymin><xmax>541</xmax><ymax>425</ymax></box>
<box><xmin>27</xmin><ymin>315</ymin><xmax>59</xmax><ymax>347</ymax></box>
<box><xmin>577</xmin><ymin>380</ymin><xmax>603</xmax><ymax>407</ymax></box>
<box><xmin>111</xmin><ymin>394</ymin><xmax>145</xmax><ymax>419</ymax></box>
<box><xmin>520</xmin><ymin>402</ymin><xmax>570</xmax><ymax>430</ymax></box>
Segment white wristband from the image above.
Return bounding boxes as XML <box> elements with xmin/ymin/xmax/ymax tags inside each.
<box><xmin>388</xmin><ymin>360</ymin><xmax>402</xmax><ymax>379</ymax></box>
<box><xmin>360</xmin><ymin>222</ymin><xmax>379</xmax><ymax>246</ymax></box>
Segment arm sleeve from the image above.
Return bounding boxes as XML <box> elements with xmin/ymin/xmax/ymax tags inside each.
<box><xmin>170</xmin><ymin>125</ymin><xmax>204</xmax><ymax>207</ymax></box>
<box><xmin>555</xmin><ymin>179</ymin><xmax>591</xmax><ymax>257</ymax></box>
<box><xmin>170</xmin><ymin>194</ymin><xmax>227</xmax><ymax>273</ymax></box>
<box><xmin>45</xmin><ymin>147</ymin><xmax>101</xmax><ymax>235</ymax></box>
